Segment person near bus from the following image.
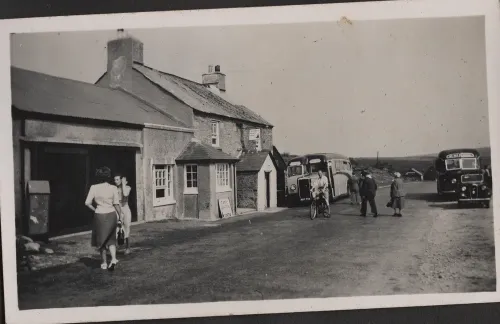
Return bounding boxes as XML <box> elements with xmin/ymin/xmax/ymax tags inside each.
<box><xmin>360</xmin><ymin>170</ymin><xmax>379</xmax><ymax>217</ymax></box>
<box><xmin>483</xmin><ymin>165</ymin><xmax>492</xmax><ymax>189</ymax></box>
<box><xmin>348</xmin><ymin>173</ymin><xmax>361</xmax><ymax>205</ymax></box>
<box><xmin>389</xmin><ymin>172</ymin><xmax>405</xmax><ymax>217</ymax></box>
<box><xmin>311</xmin><ymin>170</ymin><xmax>331</xmax><ymax>215</ymax></box>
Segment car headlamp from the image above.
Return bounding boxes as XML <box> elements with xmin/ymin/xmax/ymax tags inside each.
<box><xmin>451</xmin><ymin>178</ymin><xmax>457</xmax><ymax>184</ymax></box>
<box><xmin>481</xmin><ymin>185</ymin><xmax>487</xmax><ymax>190</ymax></box>
<box><xmin>290</xmin><ymin>184</ymin><xmax>297</xmax><ymax>191</ymax></box>
<box><xmin>462</xmin><ymin>186</ymin><xmax>466</xmax><ymax>191</ymax></box>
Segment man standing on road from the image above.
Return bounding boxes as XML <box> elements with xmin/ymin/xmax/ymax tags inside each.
<box><xmin>360</xmin><ymin>170</ymin><xmax>379</xmax><ymax>217</ymax></box>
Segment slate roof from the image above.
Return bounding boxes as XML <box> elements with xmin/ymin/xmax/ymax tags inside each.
<box><xmin>237</xmin><ymin>151</ymin><xmax>274</xmax><ymax>172</ymax></box>
<box><xmin>132</xmin><ymin>64</ymin><xmax>273</xmax><ymax>127</ymax></box>
<box><xmin>176</xmin><ymin>140</ymin><xmax>239</xmax><ymax>163</ymax></box>
<box><xmin>11</xmin><ymin>66</ymin><xmax>185</xmax><ymax>128</ymax></box>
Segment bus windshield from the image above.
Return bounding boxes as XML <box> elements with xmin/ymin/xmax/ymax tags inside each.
<box><xmin>446</xmin><ymin>159</ymin><xmax>460</xmax><ymax>170</ymax></box>
<box><xmin>310</xmin><ymin>162</ymin><xmax>327</xmax><ymax>174</ymax></box>
<box><xmin>462</xmin><ymin>158</ymin><xmax>478</xmax><ymax>169</ymax></box>
<box><xmin>445</xmin><ymin>158</ymin><xmax>478</xmax><ymax>170</ymax></box>
<box><xmin>287</xmin><ymin>165</ymin><xmax>303</xmax><ymax>177</ymax></box>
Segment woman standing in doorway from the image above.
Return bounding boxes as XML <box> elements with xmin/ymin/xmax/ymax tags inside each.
<box><xmin>85</xmin><ymin>166</ymin><xmax>123</xmax><ymax>270</ymax></box>
<box><xmin>114</xmin><ymin>173</ymin><xmax>132</xmax><ymax>255</ymax></box>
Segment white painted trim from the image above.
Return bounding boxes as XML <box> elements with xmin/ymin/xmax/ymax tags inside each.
<box><xmin>211</xmin><ymin>120</ymin><xmax>220</xmax><ymax>147</ymax></box>
<box><xmin>153</xmin><ymin>199</ymin><xmax>177</xmax><ymax>207</ymax></box>
<box><xmin>216</xmin><ymin>187</ymin><xmax>232</xmax><ymax>193</ymax></box>
<box><xmin>184</xmin><ymin>164</ymin><xmax>199</xmax><ymax>194</ymax></box>
<box><xmin>19</xmin><ymin>136</ymin><xmax>143</xmax><ymax>148</ymax></box>
<box><xmin>152</xmin><ymin>164</ymin><xmax>175</xmax><ymax>206</ymax></box>
<box><xmin>143</xmin><ymin>123</ymin><xmax>195</xmax><ymax>133</ymax></box>
<box><xmin>183</xmin><ymin>188</ymin><xmax>199</xmax><ymax>195</ymax></box>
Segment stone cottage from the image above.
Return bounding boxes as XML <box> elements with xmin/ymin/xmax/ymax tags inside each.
<box><xmin>95</xmin><ymin>31</ymin><xmax>286</xmax><ymax>211</ymax></box>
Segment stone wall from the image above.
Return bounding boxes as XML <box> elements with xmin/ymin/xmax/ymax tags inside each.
<box><xmin>236</xmin><ymin>172</ymin><xmax>258</xmax><ymax>209</ymax></box>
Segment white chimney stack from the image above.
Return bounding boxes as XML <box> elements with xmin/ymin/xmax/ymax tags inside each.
<box><xmin>202</xmin><ymin>64</ymin><xmax>226</xmax><ymax>92</ymax></box>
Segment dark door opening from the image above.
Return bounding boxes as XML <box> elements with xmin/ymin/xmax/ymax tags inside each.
<box><xmin>265</xmin><ymin>171</ymin><xmax>271</xmax><ymax>208</ymax></box>
<box><xmin>33</xmin><ymin>143</ymin><xmax>138</xmax><ymax>237</ymax></box>
<box><xmin>36</xmin><ymin>146</ymin><xmax>91</xmax><ymax>236</ymax></box>
<box><xmin>90</xmin><ymin>146</ymin><xmax>138</xmax><ymax>222</ymax></box>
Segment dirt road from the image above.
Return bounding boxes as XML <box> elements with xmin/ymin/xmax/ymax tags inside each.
<box><xmin>18</xmin><ymin>181</ymin><xmax>496</xmax><ymax>309</ymax></box>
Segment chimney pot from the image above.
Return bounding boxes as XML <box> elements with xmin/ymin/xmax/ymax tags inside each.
<box><xmin>215</xmin><ymin>65</ymin><xmax>221</xmax><ymax>72</ymax></box>
<box><xmin>208</xmin><ymin>65</ymin><xmax>214</xmax><ymax>73</ymax></box>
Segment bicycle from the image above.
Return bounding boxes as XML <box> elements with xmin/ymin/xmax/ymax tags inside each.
<box><xmin>310</xmin><ymin>189</ymin><xmax>330</xmax><ymax>220</ymax></box>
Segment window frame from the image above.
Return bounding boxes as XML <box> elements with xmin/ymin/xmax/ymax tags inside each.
<box><xmin>461</xmin><ymin>158</ymin><xmax>478</xmax><ymax>170</ymax></box>
<box><xmin>184</xmin><ymin>164</ymin><xmax>199</xmax><ymax>195</ymax></box>
<box><xmin>216</xmin><ymin>163</ymin><xmax>231</xmax><ymax>192</ymax></box>
<box><xmin>153</xmin><ymin>164</ymin><xmax>175</xmax><ymax>206</ymax></box>
<box><xmin>211</xmin><ymin>121</ymin><xmax>220</xmax><ymax>147</ymax></box>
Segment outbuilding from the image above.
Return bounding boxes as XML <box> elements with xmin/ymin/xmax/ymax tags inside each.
<box><xmin>236</xmin><ymin>151</ymin><xmax>278</xmax><ymax>211</ymax></box>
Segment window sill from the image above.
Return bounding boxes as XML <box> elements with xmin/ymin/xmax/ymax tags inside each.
<box><xmin>184</xmin><ymin>188</ymin><xmax>199</xmax><ymax>195</ymax></box>
<box><xmin>216</xmin><ymin>187</ymin><xmax>232</xmax><ymax>193</ymax></box>
<box><xmin>153</xmin><ymin>199</ymin><xmax>176</xmax><ymax>207</ymax></box>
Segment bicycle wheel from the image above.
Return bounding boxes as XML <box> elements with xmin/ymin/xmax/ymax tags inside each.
<box><xmin>310</xmin><ymin>201</ymin><xmax>317</xmax><ymax>220</ymax></box>
<box><xmin>322</xmin><ymin>202</ymin><xmax>331</xmax><ymax>218</ymax></box>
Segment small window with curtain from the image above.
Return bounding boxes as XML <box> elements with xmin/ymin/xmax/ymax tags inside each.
<box><xmin>216</xmin><ymin>163</ymin><xmax>231</xmax><ymax>192</ymax></box>
<box><xmin>153</xmin><ymin>164</ymin><xmax>174</xmax><ymax>206</ymax></box>
<box><xmin>211</xmin><ymin>121</ymin><xmax>220</xmax><ymax>147</ymax></box>
<box><xmin>184</xmin><ymin>164</ymin><xmax>198</xmax><ymax>194</ymax></box>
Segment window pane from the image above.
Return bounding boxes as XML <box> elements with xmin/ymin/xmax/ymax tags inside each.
<box><xmin>462</xmin><ymin>158</ymin><xmax>476</xmax><ymax>169</ymax></box>
<box><xmin>156</xmin><ymin>189</ymin><xmax>165</xmax><ymax>198</ymax></box>
<box><xmin>446</xmin><ymin>159</ymin><xmax>460</xmax><ymax>170</ymax></box>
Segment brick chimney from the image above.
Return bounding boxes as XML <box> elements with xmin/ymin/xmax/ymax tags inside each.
<box><xmin>202</xmin><ymin>65</ymin><xmax>226</xmax><ymax>93</ymax></box>
<box><xmin>107</xmin><ymin>29</ymin><xmax>144</xmax><ymax>90</ymax></box>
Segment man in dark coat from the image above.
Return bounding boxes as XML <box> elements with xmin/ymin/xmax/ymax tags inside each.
<box><xmin>360</xmin><ymin>170</ymin><xmax>379</xmax><ymax>217</ymax></box>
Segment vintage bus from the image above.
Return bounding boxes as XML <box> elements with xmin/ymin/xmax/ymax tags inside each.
<box><xmin>285</xmin><ymin>153</ymin><xmax>353</xmax><ymax>207</ymax></box>
<box><xmin>435</xmin><ymin>148</ymin><xmax>482</xmax><ymax>195</ymax></box>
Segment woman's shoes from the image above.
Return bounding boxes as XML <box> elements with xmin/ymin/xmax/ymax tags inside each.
<box><xmin>108</xmin><ymin>260</ymin><xmax>119</xmax><ymax>271</ymax></box>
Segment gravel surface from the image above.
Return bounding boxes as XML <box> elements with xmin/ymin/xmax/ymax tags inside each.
<box><xmin>17</xmin><ymin>182</ymin><xmax>496</xmax><ymax>309</ymax></box>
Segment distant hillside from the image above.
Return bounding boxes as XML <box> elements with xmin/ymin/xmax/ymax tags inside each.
<box><xmin>352</xmin><ymin>146</ymin><xmax>491</xmax><ymax>173</ymax></box>
<box><xmin>281</xmin><ymin>147</ymin><xmax>491</xmax><ymax>175</ymax></box>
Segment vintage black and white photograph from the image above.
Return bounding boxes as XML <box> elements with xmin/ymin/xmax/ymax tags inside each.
<box><xmin>1</xmin><ymin>0</ymin><xmax>500</xmax><ymax>323</ymax></box>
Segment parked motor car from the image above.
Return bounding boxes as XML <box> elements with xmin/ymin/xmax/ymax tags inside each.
<box><xmin>404</xmin><ymin>171</ymin><xmax>420</xmax><ymax>182</ymax></box>
<box><xmin>456</xmin><ymin>170</ymin><xmax>491</xmax><ymax>208</ymax></box>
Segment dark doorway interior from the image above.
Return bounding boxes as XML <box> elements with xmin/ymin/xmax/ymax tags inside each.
<box><xmin>265</xmin><ymin>171</ymin><xmax>271</xmax><ymax>208</ymax></box>
<box><xmin>32</xmin><ymin>143</ymin><xmax>138</xmax><ymax>237</ymax></box>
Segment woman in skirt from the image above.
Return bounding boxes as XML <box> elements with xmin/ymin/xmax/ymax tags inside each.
<box><xmin>390</xmin><ymin>172</ymin><xmax>406</xmax><ymax>217</ymax></box>
<box><xmin>85</xmin><ymin>166</ymin><xmax>124</xmax><ymax>271</ymax></box>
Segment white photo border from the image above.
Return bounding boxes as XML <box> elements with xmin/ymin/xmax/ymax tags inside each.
<box><xmin>1</xmin><ymin>0</ymin><xmax>500</xmax><ymax>323</ymax></box>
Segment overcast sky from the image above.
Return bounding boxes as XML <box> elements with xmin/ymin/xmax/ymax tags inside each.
<box><xmin>10</xmin><ymin>16</ymin><xmax>490</xmax><ymax>157</ymax></box>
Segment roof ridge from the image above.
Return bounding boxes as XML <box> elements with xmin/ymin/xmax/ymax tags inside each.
<box><xmin>134</xmin><ymin>63</ymin><xmax>202</xmax><ymax>86</ymax></box>
<box><xmin>12</xmin><ymin>66</ymin><xmax>110</xmax><ymax>89</ymax></box>
<box><xmin>116</xmin><ymin>86</ymin><xmax>189</xmax><ymax>128</ymax></box>
<box><xmin>132</xmin><ymin>63</ymin><xmax>273</xmax><ymax>127</ymax></box>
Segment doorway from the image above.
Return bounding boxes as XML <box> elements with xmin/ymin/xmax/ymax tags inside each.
<box><xmin>265</xmin><ymin>171</ymin><xmax>271</xmax><ymax>208</ymax></box>
<box><xmin>35</xmin><ymin>146</ymin><xmax>91</xmax><ymax>236</ymax></box>
<box><xmin>32</xmin><ymin>143</ymin><xmax>138</xmax><ymax>236</ymax></box>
